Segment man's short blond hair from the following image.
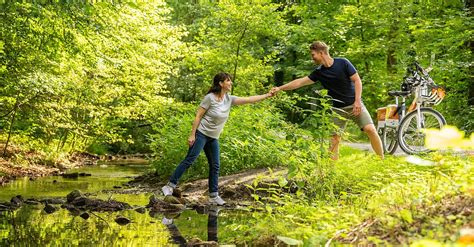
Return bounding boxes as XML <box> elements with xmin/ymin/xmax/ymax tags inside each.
<box><xmin>309</xmin><ymin>41</ymin><xmax>329</xmax><ymax>54</ymax></box>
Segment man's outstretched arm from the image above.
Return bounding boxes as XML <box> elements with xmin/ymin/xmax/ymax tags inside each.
<box><xmin>271</xmin><ymin>76</ymin><xmax>314</xmax><ymax>94</ymax></box>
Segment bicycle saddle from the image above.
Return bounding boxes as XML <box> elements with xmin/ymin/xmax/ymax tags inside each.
<box><xmin>388</xmin><ymin>91</ymin><xmax>411</xmax><ymax>97</ymax></box>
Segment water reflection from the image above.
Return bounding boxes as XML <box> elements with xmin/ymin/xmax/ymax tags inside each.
<box><xmin>1</xmin><ymin>201</ymin><xmax>248</xmax><ymax>246</ymax></box>
<box><xmin>0</xmin><ymin>161</ymin><xmax>150</xmax><ymax>202</ymax></box>
<box><xmin>161</xmin><ymin>206</ymin><xmax>220</xmax><ymax>246</ymax></box>
<box><xmin>0</xmin><ymin>206</ymin><xmax>170</xmax><ymax>246</ymax></box>
<box><xmin>0</xmin><ymin>161</ymin><xmax>250</xmax><ymax>245</ymax></box>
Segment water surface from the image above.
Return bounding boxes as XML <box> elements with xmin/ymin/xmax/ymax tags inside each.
<box><xmin>0</xmin><ymin>160</ymin><xmax>249</xmax><ymax>246</ymax></box>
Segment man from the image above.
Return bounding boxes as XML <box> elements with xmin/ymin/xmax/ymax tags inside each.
<box><xmin>271</xmin><ymin>41</ymin><xmax>384</xmax><ymax>160</ymax></box>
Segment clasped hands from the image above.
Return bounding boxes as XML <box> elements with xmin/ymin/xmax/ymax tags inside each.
<box><xmin>267</xmin><ymin>87</ymin><xmax>280</xmax><ymax>97</ymax></box>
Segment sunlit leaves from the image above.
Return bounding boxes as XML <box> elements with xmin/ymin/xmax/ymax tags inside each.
<box><xmin>399</xmin><ymin>209</ymin><xmax>413</xmax><ymax>224</ymax></box>
<box><xmin>424</xmin><ymin>125</ymin><xmax>474</xmax><ymax>150</ymax></box>
<box><xmin>165</xmin><ymin>0</ymin><xmax>287</xmax><ymax>99</ymax></box>
<box><xmin>0</xmin><ymin>1</ymin><xmax>185</xmax><ymax>152</ymax></box>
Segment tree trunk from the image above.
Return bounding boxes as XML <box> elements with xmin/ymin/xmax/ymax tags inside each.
<box><xmin>386</xmin><ymin>0</ymin><xmax>400</xmax><ymax>73</ymax></box>
<box><xmin>70</xmin><ymin>132</ymin><xmax>77</xmax><ymax>152</ymax></box>
<box><xmin>2</xmin><ymin>105</ymin><xmax>18</xmax><ymax>157</ymax></box>
<box><xmin>59</xmin><ymin>130</ymin><xmax>69</xmax><ymax>151</ymax></box>
<box><xmin>232</xmin><ymin>24</ymin><xmax>248</xmax><ymax>94</ymax></box>
<box><xmin>56</xmin><ymin>130</ymin><xmax>66</xmax><ymax>152</ymax></box>
<box><xmin>357</xmin><ymin>0</ymin><xmax>370</xmax><ymax>73</ymax></box>
<box><xmin>467</xmin><ymin>0</ymin><xmax>474</xmax><ymax>105</ymax></box>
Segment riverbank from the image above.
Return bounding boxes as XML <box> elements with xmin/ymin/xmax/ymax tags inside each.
<box><xmin>130</xmin><ymin>167</ymin><xmax>288</xmax><ymax>204</ymax></box>
<box><xmin>0</xmin><ymin>153</ymin><xmax>97</xmax><ymax>185</ymax></box>
<box><xmin>0</xmin><ymin>143</ymin><xmax>151</xmax><ymax>185</ymax></box>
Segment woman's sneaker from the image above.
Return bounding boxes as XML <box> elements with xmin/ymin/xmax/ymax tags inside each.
<box><xmin>209</xmin><ymin>195</ymin><xmax>226</xmax><ymax>206</ymax></box>
<box><xmin>161</xmin><ymin>185</ymin><xmax>174</xmax><ymax>196</ymax></box>
<box><xmin>161</xmin><ymin>216</ymin><xmax>173</xmax><ymax>225</ymax></box>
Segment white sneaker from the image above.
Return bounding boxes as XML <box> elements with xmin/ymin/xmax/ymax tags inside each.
<box><xmin>161</xmin><ymin>217</ymin><xmax>173</xmax><ymax>225</ymax></box>
<box><xmin>209</xmin><ymin>196</ymin><xmax>226</xmax><ymax>206</ymax></box>
<box><xmin>161</xmin><ymin>185</ymin><xmax>174</xmax><ymax>196</ymax></box>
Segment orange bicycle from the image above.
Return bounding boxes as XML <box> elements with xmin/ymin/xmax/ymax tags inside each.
<box><xmin>376</xmin><ymin>62</ymin><xmax>446</xmax><ymax>155</ymax></box>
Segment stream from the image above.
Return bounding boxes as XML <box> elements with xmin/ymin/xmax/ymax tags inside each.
<box><xmin>0</xmin><ymin>160</ymin><xmax>248</xmax><ymax>246</ymax></box>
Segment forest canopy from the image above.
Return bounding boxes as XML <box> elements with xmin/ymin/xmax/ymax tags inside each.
<box><xmin>0</xmin><ymin>0</ymin><xmax>472</xmax><ymax>154</ymax></box>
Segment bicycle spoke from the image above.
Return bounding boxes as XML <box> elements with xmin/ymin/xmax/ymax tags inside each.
<box><xmin>398</xmin><ymin>108</ymin><xmax>446</xmax><ymax>154</ymax></box>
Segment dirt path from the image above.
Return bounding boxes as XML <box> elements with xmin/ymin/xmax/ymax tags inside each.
<box><xmin>343</xmin><ymin>141</ymin><xmax>474</xmax><ymax>157</ymax></box>
<box><xmin>343</xmin><ymin>141</ymin><xmax>407</xmax><ymax>156</ymax></box>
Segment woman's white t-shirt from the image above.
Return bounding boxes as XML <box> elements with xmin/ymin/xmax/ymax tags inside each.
<box><xmin>197</xmin><ymin>93</ymin><xmax>237</xmax><ymax>139</ymax></box>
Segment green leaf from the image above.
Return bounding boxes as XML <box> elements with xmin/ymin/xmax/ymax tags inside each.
<box><xmin>278</xmin><ymin>177</ymin><xmax>288</xmax><ymax>187</ymax></box>
<box><xmin>399</xmin><ymin>209</ymin><xmax>413</xmax><ymax>224</ymax></box>
<box><xmin>251</xmin><ymin>194</ymin><xmax>260</xmax><ymax>201</ymax></box>
<box><xmin>276</xmin><ymin>236</ymin><xmax>303</xmax><ymax>246</ymax></box>
<box><xmin>265</xmin><ymin>205</ymin><xmax>273</xmax><ymax>214</ymax></box>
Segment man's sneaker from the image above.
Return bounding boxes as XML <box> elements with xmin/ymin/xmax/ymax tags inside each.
<box><xmin>161</xmin><ymin>185</ymin><xmax>174</xmax><ymax>196</ymax></box>
<box><xmin>209</xmin><ymin>195</ymin><xmax>226</xmax><ymax>206</ymax></box>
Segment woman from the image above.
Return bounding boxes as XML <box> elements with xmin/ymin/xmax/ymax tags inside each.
<box><xmin>162</xmin><ymin>72</ymin><xmax>272</xmax><ymax>205</ymax></box>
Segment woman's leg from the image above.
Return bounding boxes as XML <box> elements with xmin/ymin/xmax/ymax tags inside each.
<box><xmin>203</xmin><ymin>138</ymin><xmax>220</xmax><ymax>196</ymax></box>
<box><xmin>168</xmin><ymin>131</ymin><xmax>208</xmax><ymax>187</ymax></box>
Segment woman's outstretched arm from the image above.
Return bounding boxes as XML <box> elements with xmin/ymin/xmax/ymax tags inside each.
<box><xmin>233</xmin><ymin>93</ymin><xmax>272</xmax><ymax>106</ymax></box>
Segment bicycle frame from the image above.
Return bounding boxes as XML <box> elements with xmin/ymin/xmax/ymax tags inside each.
<box><xmin>376</xmin><ymin>62</ymin><xmax>446</xmax><ymax>154</ymax></box>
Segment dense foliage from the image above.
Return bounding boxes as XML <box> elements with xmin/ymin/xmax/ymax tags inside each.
<box><xmin>1</xmin><ymin>2</ymin><xmax>185</xmax><ymax>156</ymax></box>
<box><xmin>0</xmin><ymin>1</ymin><xmax>473</xmax><ymax>245</ymax></box>
<box><xmin>1</xmin><ymin>0</ymin><xmax>472</xmax><ymax>157</ymax></box>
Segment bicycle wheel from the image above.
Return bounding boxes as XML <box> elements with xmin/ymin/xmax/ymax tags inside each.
<box><xmin>398</xmin><ymin>108</ymin><xmax>446</xmax><ymax>154</ymax></box>
<box><xmin>382</xmin><ymin>127</ymin><xmax>398</xmax><ymax>154</ymax></box>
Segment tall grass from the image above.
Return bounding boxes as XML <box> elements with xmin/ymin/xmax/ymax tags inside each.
<box><xmin>228</xmin><ymin>148</ymin><xmax>473</xmax><ymax>245</ymax></box>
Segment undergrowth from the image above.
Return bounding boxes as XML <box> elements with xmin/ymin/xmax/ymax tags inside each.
<box><xmin>228</xmin><ymin>147</ymin><xmax>473</xmax><ymax>246</ymax></box>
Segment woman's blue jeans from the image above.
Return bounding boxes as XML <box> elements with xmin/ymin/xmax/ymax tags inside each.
<box><xmin>169</xmin><ymin>130</ymin><xmax>220</xmax><ymax>195</ymax></box>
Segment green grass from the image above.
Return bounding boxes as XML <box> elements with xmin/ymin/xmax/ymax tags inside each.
<box><xmin>226</xmin><ymin>151</ymin><xmax>473</xmax><ymax>246</ymax></box>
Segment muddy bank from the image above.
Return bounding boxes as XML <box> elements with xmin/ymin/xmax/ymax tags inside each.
<box><xmin>0</xmin><ymin>150</ymin><xmax>102</xmax><ymax>185</ymax></box>
<box><xmin>0</xmin><ymin>142</ymin><xmax>151</xmax><ymax>185</ymax></box>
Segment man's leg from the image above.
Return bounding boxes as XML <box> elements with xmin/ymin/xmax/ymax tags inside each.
<box><xmin>330</xmin><ymin>107</ymin><xmax>350</xmax><ymax>161</ymax></box>
<box><xmin>363</xmin><ymin>124</ymin><xmax>384</xmax><ymax>159</ymax></box>
<box><xmin>353</xmin><ymin>104</ymin><xmax>384</xmax><ymax>159</ymax></box>
<box><xmin>329</xmin><ymin>134</ymin><xmax>341</xmax><ymax>160</ymax></box>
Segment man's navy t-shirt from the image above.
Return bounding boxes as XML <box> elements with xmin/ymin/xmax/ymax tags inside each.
<box><xmin>307</xmin><ymin>57</ymin><xmax>357</xmax><ymax>108</ymax></box>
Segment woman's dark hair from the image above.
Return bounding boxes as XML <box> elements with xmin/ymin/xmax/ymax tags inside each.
<box><xmin>207</xmin><ymin>72</ymin><xmax>232</xmax><ymax>94</ymax></box>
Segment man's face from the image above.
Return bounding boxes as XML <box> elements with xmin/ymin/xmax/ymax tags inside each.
<box><xmin>311</xmin><ymin>50</ymin><xmax>323</xmax><ymax>64</ymax></box>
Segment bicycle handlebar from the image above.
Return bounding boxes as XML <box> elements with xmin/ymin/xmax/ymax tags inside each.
<box><xmin>413</xmin><ymin>62</ymin><xmax>429</xmax><ymax>76</ymax></box>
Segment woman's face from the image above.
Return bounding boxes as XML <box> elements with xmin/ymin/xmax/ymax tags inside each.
<box><xmin>220</xmin><ymin>78</ymin><xmax>233</xmax><ymax>92</ymax></box>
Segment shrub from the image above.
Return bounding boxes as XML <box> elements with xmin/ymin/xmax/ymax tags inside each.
<box><xmin>149</xmin><ymin>101</ymin><xmax>294</xmax><ymax>181</ymax></box>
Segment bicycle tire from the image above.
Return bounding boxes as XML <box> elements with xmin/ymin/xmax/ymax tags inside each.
<box><xmin>382</xmin><ymin>127</ymin><xmax>398</xmax><ymax>154</ymax></box>
<box><xmin>398</xmin><ymin>108</ymin><xmax>446</xmax><ymax>155</ymax></box>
